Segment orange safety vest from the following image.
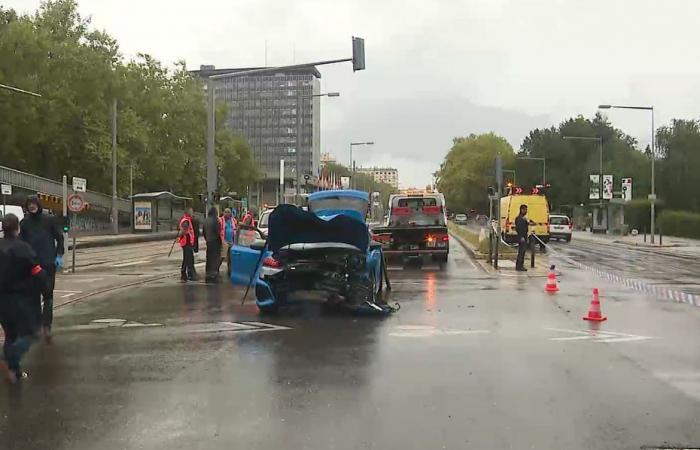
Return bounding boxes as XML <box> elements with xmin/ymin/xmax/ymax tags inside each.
<box><xmin>219</xmin><ymin>216</ymin><xmax>237</xmax><ymax>243</ymax></box>
<box><xmin>178</xmin><ymin>214</ymin><xmax>195</xmax><ymax>247</ymax></box>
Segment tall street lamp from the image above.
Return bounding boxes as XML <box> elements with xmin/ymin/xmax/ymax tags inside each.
<box><xmin>349</xmin><ymin>141</ymin><xmax>374</xmax><ymax>189</ymax></box>
<box><xmin>296</xmin><ymin>92</ymin><xmax>340</xmax><ymax>197</ymax></box>
<box><xmin>562</xmin><ymin>135</ymin><xmax>603</xmax><ymax>204</ymax></box>
<box><xmin>598</xmin><ymin>104</ymin><xmax>655</xmax><ymax>242</ymax></box>
<box><xmin>516</xmin><ymin>156</ymin><xmax>546</xmax><ymax>186</ymax></box>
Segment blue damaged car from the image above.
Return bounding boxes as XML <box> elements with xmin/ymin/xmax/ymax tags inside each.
<box><xmin>229</xmin><ymin>190</ymin><xmax>389</xmax><ymax>314</ymax></box>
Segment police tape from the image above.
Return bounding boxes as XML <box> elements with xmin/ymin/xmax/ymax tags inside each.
<box><xmin>529</xmin><ymin>234</ymin><xmax>699</xmax><ymax>308</ymax></box>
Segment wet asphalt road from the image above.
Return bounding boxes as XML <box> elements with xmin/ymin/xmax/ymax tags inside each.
<box><xmin>2</xmin><ymin>242</ymin><xmax>700</xmax><ymax>449</ymax></box>
<box><xmin>549</xmin><ymin>237</ymin><xmax>700</xmax><ymax>296</ymax></box>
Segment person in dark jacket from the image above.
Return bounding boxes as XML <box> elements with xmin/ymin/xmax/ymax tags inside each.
<box><xmin>0</xmin><ymin>213</ymin><xmax>47</xmax><ymax>383</ymax></box>
<box><xmin>515</xmin><ymin>204</ymin><xmax>529</xmax><ymax>272</ymax></box>
<box><xmin>20</xmin><ymin>195</ymin><xmax>63</xmax><ymax>339</ymax></box>
<box><xmin>202</xmin><ymin>206</ymin><xmax>222</xmax><ymax>283</ymax></box>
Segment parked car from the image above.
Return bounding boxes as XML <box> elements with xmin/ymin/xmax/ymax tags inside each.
<box><xmin>257</xmin><ymin>208</ymin><xmax>274</xmax><ymax>236</ymax></box>
<box><xmin>454</xmin><ymin>213</ymin><xmax>468</xmax><ymax>225</ymax></box>
<box><xmin>549</xmin><ymin>214</ymin><xmax>572</xmax><ymax>242</ymax></box>
<box><xmin>475</xmin><ymin>214</ymin><xmax>489</xmax><ymax>226</ymax></box>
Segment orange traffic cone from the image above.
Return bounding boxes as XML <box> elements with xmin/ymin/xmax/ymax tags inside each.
<box><xmin>583</xmin><ymin>288</ymin><xmax>607</xmax><ymax>322</ymax></box>
<box><xmin>545</xmin><ymin>265</ymin><xmax>559</xmax><ymax>293</ymax></box>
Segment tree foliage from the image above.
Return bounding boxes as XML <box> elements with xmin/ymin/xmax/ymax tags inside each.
<box><xmin>436</xmin><ymin>133</ymin><xmax>515</xmax><ymax>212</ymax></box>
<box><xmin>0</xmin><ymin>0</ymin><xmax>258</xmax><ymax>202</ymax></box>
<box><xmin>518</xmin><ymin>114</ymin><xmax>651</xmax><ymax>211</ymax></box>
<box><xmin>656</xmin><ymin>119</ymin><xmax>700</xmax><ymax>213</ymax></box>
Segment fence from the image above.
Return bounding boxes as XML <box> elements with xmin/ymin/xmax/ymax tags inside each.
<box><xmin>0</xmin><ymin>165</ymin><xmax>131</xmax><ymax>213</ymax></box>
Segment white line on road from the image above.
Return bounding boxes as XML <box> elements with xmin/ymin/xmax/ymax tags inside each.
<box><xmin>54</xmin><ymin>289</ymin><xmax>82</xmax><ymax>298</ymax></box>
<box><xmin>111</xmin><ymin>260</ymin><xmax>152</xmax><ymax>267</ymax></box>
<box><xmin>545</xmin><ymin>327</ymin><xmax>653</xmax><ymax>343</ymax></box>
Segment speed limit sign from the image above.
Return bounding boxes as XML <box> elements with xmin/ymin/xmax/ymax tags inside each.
<box><xmin>67</xmin><ymin>193</ymin><xmax>85</xmax><ymax>213</ymax></box>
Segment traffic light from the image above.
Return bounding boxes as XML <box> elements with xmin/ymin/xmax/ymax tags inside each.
<box><xmin>61</xmin><ymin>216</ymin><xmax>70</xmax><ymax>233</ymax></box>
<box><xmin>352</xmin><ymin>37</ymin><xmax>366</xmax><ymax>71</ymax></box>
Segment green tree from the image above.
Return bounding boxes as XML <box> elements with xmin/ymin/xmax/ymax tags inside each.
<box><xmin>321</xmin><ymin>162</ymin><xmax>397</xmax><ymax>207</ymax></box>
<box><xmin>519</xmin><ymin>114</ymin><xmax>651</xmax><ymax>211</ymax></box>
<box><xmin>0</xmin><ymin>0</ymin><xmax>258</xmax><ymax>205</ymax></box>
<box><xmin>436</xmin><ymin>133</ymin><xmax>515</xmax><ymax>213</ymax></box>
<box><xmin>656</xmin><ymin>119</ymin><xmax>700</xmax><ymax>212</ymax></box>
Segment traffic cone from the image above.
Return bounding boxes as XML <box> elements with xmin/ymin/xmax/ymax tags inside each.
<box><xmin>583</xmin><ymin>288</ymin><xmax>607</xmax><ymax>322</ymax></box>
<box><xmin>545</xmin><ymin>265</ymin><xmax>559</xmax><ymax>293</ymax></box>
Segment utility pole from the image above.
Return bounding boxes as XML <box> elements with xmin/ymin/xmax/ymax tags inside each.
<box><xmin>295</xmin><ymin>90</ymin><xmax>303</xmax><ymax>199</ymax></box>
<box><xmin>62</xmin><ymin>175</ymin><xmax>69</xmax><ymax>259</ymax></box>
<box><xmin>207</xmin><ymin>78</ymin><xmax>216</xmax><ymax>207</ymax></box>
<box><xmin>111</xmin><ymin>98</ymin><xmax>118</xmax><ymax>234</ymax></box>
<box><xmin>129</xmin><ymin>163</ymin><xmax>134</xmax><ymax>230</ymax></box>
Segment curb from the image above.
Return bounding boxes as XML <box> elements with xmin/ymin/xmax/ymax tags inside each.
<box><xmin>68</xmin><ymin>232</ymin><xmax>177</xmax><ymax>250</ymax></box>
<box><xmin>448</xmin><ymin>231</ymin><xmax>490</xmax><ymax>273</ymax></box>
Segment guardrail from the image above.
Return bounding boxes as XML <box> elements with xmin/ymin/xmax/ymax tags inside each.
<box><xmin>0</xmin><ymin>165</ymin><xmax>131</xmax><ymax>213</ymax></box>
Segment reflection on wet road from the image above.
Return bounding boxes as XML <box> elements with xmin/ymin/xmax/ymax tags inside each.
<box><xmin>2</xmin><ymin>241</ymin><xmax>700</xmax><ymax>450</ymax></box>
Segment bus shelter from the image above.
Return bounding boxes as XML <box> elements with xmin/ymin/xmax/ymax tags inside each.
<box><xmin>131</xmin><ymin>191</ymin><xmax>191</xmax><ymax>232</ymax></box>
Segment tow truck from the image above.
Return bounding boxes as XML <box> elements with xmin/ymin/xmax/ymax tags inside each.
<box><xmin>370</xmin><ymin>192</ymin><xmax>449</xmax><ymax>268</ymax></box>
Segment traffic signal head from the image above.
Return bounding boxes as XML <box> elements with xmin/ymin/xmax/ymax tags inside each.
<box><xmin>352</xmin><ymin>37</ymin><xmax>366</xmax><ymax>71</ymax></box>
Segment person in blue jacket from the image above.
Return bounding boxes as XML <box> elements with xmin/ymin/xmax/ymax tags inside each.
<box><xmin>20</xmin><ymin>195</ymin><xmax>64</xmax><ymax>340</ymax></box>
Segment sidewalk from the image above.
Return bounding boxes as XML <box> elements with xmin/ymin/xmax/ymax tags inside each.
<box><xmin>572</xmin><ymin>230</ymin><xmax>700</xmax><ymax>249</ymax></box>
<box><xmin>68</xmin><ymin>231</ymin><xmax>177</xmax><ymax>250</ymax></box>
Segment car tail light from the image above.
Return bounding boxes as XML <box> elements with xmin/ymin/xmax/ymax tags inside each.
<box><xmin>441</xmin><ymin>234</ymin><xmax>449</xmax><ymax>242</ymax></box>
<box><xmin>392</xmin><ymin>207</ymin><xmax>411</xmax><ymax>216</ymax></box>
<box><xmin>263</xmin><ymin>256</ymin><xmax>281</xmax><ymax>268</ymax></box>
<box><xmin>422</xmin><ymin>206</ymin><xmax>441</xmax><ymax>214</ymax></box>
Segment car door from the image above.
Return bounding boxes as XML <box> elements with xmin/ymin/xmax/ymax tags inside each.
<box><xmin>229</xmin><ymin>227</ymin><xmax>265</xmax><ymax>285</ymax></box>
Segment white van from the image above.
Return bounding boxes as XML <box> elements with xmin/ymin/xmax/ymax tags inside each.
<box><xmin>0</xmin><ymin>205</ymin><xmax>25</xmax><ymax>238</ymax></box>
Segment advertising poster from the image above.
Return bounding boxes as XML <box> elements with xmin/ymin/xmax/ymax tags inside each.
<box><xmin>602</xmin><ymin>175</ymin><xmax>613</xmax><ymax>200</ymax></box>
<box><xmin>134</xmin><ymin>201</ymin><xmax>152</xmax><ymax>230</ymax></box>
<box><xmin>589</xmin><ymin>174</ymin><xmax>600</xmax><ymax>200</ymax></box>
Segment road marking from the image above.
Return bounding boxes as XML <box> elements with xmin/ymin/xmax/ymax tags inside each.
<box><xmin>61</xmin><ymin>318</ymin><xmax>164</xmax><ymax>332</ymax></box>
<box><xmin>389</xmin><ymin>325</ymin><xmax>490</xmax><ymax>338</ymax></box>
<box><xmin>70</xmin><ymin>277</ymin><xmax>104</xmax><ymax>283</ymax></box>
<box><xmin>54</xmin><ymin>289</ymin><xmax>82</xmax><ymax>298</ymax></box>
<box><xmin>545</xmin><ymin>327</ymin><xmax>653</xmax><ymax>343</ymax></box>
<box><xmin>111</xmin><ymin>260</ymin><xmax>152</xmax><ymax>267</ymax></box>
<box><xmin>188</xmin><ymin>321</ymin><xmax>291</xmax><ymax>334</ymax></box>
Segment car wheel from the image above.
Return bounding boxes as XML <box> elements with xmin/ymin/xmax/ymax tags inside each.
<box><xmin>565</xmin><ymin>236</ymin><xmax>572</xmax><ymax>243</ymax></box>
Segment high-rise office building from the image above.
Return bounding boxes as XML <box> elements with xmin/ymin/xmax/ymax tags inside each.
<box><xmin>193</xmin><ymin>65</ymin><xmax>321</xmax><ymax>206</ymax></box>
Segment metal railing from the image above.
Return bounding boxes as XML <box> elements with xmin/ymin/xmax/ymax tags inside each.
<box><xmin>0</xmin><ymin>165</ymin><xmax>131</xmax><ymax>212</ymax></box>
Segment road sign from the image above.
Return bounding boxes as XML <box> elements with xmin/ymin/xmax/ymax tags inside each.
<box><xmin>72</xmin><ymin>177</ymin><xmax>87</xmax><ymax>192</ymax></box>
<box><xmin>589</xmin><ymin>174</ymin><xmax>600</xmax><ymax>200</ymax></box>
<box><xmin>648</xmin><ymin>193</ymin><xmax>657</xmax><ymax>201</ymax></box>
<box><xmin>67</xmin><ymin>193</ymin><xmax>85</xmax><ymax>212</ymax></box>
<box><xmin>1</xmin><ymin>184</ymin><xmax>11</xmax><ymax>195</ymax></box>
<box><xmin>621</xmin><ymin>177</ymin><xmax>632</xmax><ymax>202</ymax></box>
<box><xmin>602</xmin><ymin>175</ymin><xmax>613</xmax><ymax>200</ymax></box>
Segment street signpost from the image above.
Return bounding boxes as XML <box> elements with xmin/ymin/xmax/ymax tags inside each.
<box><xmin>72</xmin><ymin>177</ymin><xmax>87</xmax><ymax>192</ymax></box>
<box><xmin>589</xmin><ymin>174</ymin><xmax>600</xmax><ymax>200</ymax></box>
<box><xmin>602</xmin><ymin>175</ymin><xmax>613</xmax><ymax>200</ymax></box>
<box><xmin>67</xmin><ymin>193</ymin><xmax>85</xmax><ymax>213</ymax></box>
<box><xmin>1</xmin><ymin>183</ymin><xmax>11</xmax><ymax>215</ymax></box>
<box><xmin>621</xmin><ymin>178</ymin><xmax>632</xmax><ymax>202</ymax></box>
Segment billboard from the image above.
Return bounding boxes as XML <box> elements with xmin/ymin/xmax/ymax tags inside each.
<box><xmin>602</xmin><ymin>175</ymin><xmax>613</xmax><ymax>200</ymax></box>
<box><xmin>589</xmin><ymin>174</ymin><xmax>600</xmax><ymax>200</ymax></box>
<box><xmin>134</xmin><ymin>201</ymin><xmax>152</xmax><ymax>230</ymax></box>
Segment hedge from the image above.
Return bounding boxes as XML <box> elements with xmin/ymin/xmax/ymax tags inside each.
<box><xmin>657</xmin><ymin>210</ymin><xmax>700</xmax><ymax>239</ymax></box>
<box><xmin>625</xmin><ymin>199</ymin><xmax>665</xmax><ymax>232</ymax></box>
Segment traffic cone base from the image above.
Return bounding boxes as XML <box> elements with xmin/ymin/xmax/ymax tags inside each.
<box><xmin>545</xmin><ymin>266</ymin><xmax>559</xmax><ymax>293</ymax></box>
<box><xmin>583</xmin><ymin>288</ymin><xmax>607</xmax><ymax>321</ymax></box>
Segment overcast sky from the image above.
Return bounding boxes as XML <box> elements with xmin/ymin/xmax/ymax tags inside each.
<box><xmin>7</xmin><ymin>0</ymin><xmax>700</xmax><ymax>187</ymax></box>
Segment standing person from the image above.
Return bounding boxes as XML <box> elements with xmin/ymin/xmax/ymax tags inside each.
<box><xmin>515</xmin><ymin>204</ymin><xmax>529</xmax><ymax>272</ymax></box>
<box><xmin>0</xmin><ymin>214</ymin><xmax>47</xmax><ymax>383</ymax></box>
<box><xmin>20</xmin><ymin>195</ymin><xmax>63</xmax><ymax>340</ymax></box>
<box><xmin>178</xmin><ymin>207</ymin><xmax>196</xmax><ymax>281</ymax></box>
<box><xmin>219</xmin><ymin>208</ymin><xmax>237</xmax><ymax>275</ymax></box>
<box><xmin>241</xmin><ymin>209</ymin><xmax>253</xmax><ymax>226</ymax></box>
<box><xmin>203</xmin><ymin>206</ymin><xmax>222</xmax><ymax>283</ymax></box>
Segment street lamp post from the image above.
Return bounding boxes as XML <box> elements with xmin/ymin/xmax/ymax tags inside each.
<box><xmin>296</xmin><ymin>92</ymin><xmax>340</xmax><ymax>198</ymax></box>
<box><xmin>349</xmin><ymin>141</ymin><xmax>374</xmax><ymax>189</ymax></box>
<box><xmin>598</xmin><ymin>104</ymin><xmax>655</xmax><ymax>243</ymax></box>
<box><xmin>516</xmin><ymin>156</ymin><xmax>546</xmax><ymax>186</ymax></box>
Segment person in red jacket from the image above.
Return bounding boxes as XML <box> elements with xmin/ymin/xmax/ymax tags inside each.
<box><xmin>178</xmin><ymin>208</ymin><xmax>196</xmax><ymax>281</ymax></box>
